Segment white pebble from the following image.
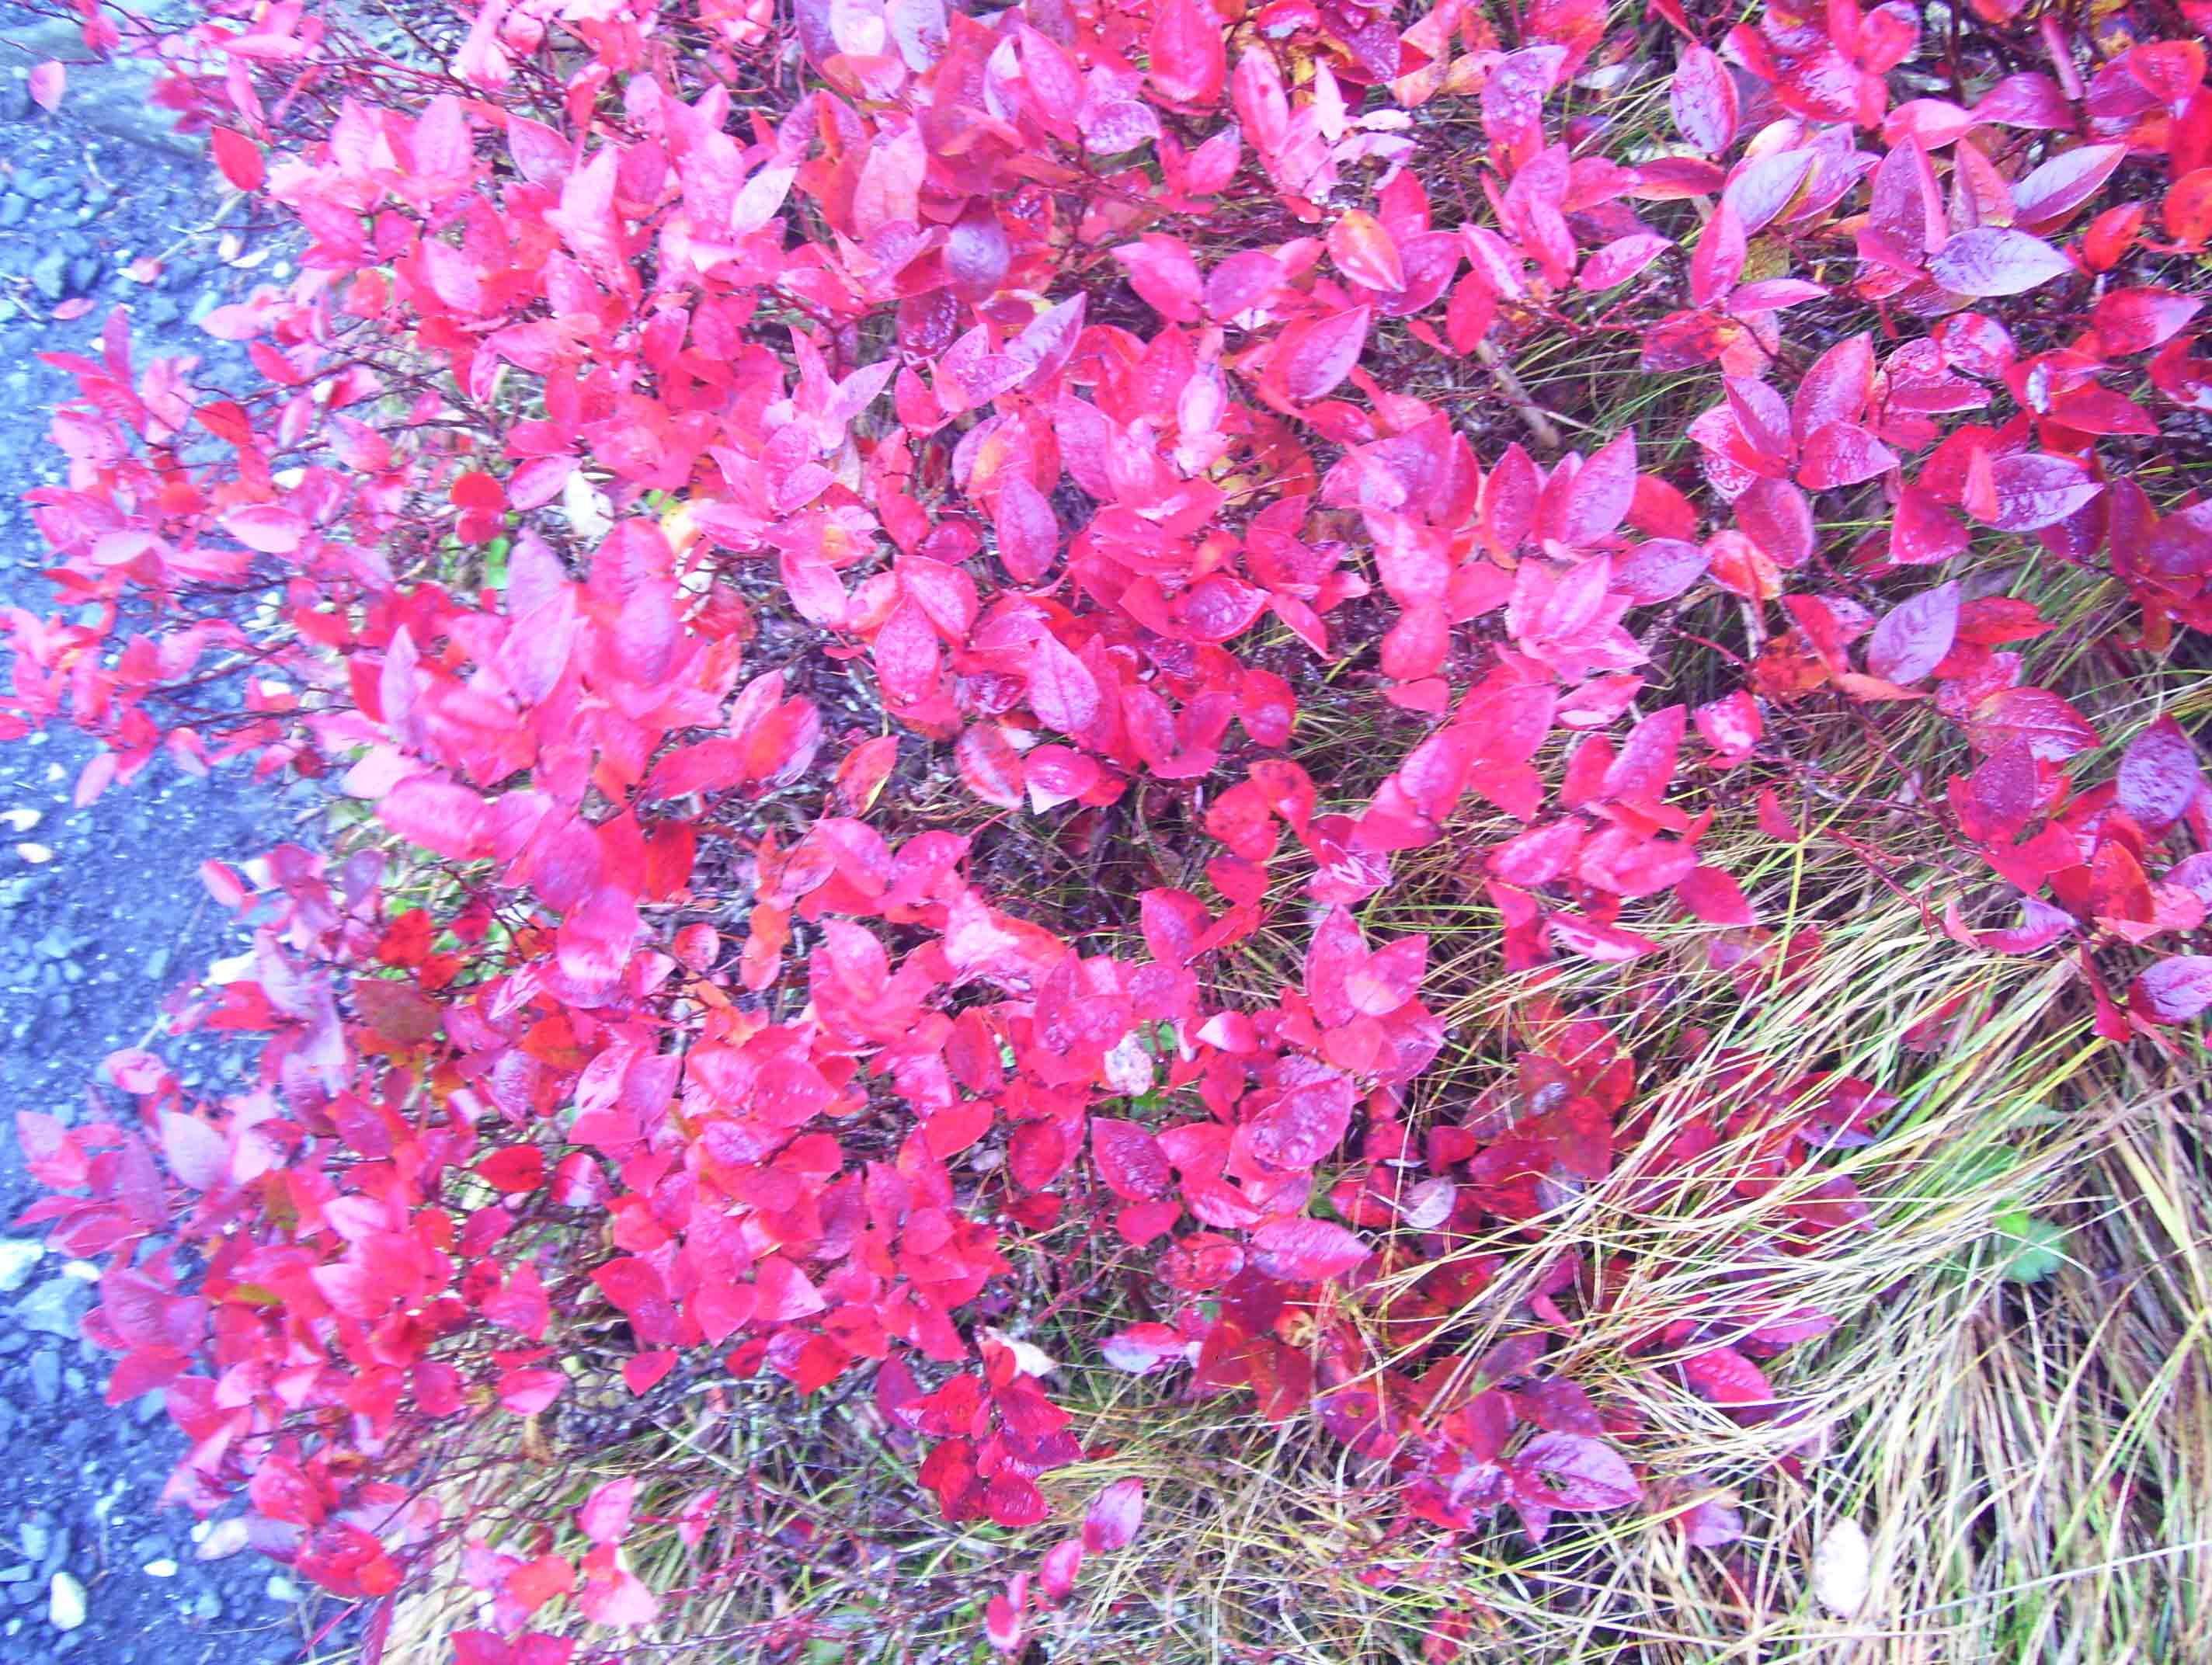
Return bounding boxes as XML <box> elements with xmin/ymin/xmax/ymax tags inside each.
<box><xmin>49</xmin><ymin>1572</ymin><xmax>86</xmax><ymax>1631</ymax></box>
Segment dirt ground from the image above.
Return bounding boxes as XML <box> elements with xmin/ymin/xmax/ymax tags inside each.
<box><xmin>0</xmin><ymin>26</ymin><xmax>353</xmax><ymax>1665</ymax></box>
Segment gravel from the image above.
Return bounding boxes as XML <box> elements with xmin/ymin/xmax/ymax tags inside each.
<box><xmin>0</xmin><ymin>24</ymin><xmax>354</xmax><ymax>1665</ymax></box>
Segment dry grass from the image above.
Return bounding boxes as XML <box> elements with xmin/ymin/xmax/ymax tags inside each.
<box><xmin>348</xmin><ymin>853</ymin><xmax>2211</xmax><ymax>1665</ymax></box>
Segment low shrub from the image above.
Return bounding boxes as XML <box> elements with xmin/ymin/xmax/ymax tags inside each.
<box><xmin>5</xmin><ymin>0</ymin><xmax>2207</xmax><ymax>1657</ymax></box>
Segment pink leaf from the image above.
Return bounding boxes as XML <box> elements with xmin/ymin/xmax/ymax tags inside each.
<box><xmin>29</xmin><ymin>61</ymin><xmax>64</xmax><ymax>113</ymax></box>
<box><xmin>1028</xmin><ymin>632</ymin><xmax>1101</xmax><ymax>736</ymax></box>
<box><xmin>1670</xmin><ymin>47</ymin><xmax>1737</xmax><ymax>155</ymax></box>
<box><xmin>2133</xmin><ymin>957</ymin><xmax>2212</xmax><ymax>1024</ymax></box>
<box><xmin>1081</xmin><ymin>1479</ymin><xmax>1147</xmax><ymax>1553</ymax></box>
<box><xmin>1866</xmin><ymin>580</ymin><xmax>1960</xmax><ymax>683</ymax></box>
<box><xmin>2115</xmin><ymin>716</ymin><xmax>2202</xmax><ymax>832</ymax></box>
<box><xmin>1515</xmin><ymin>1433</ymin><xmax>1640</xmax><ymax>1510</ymax></box>
<box><xmin>1984</xmin><ymin>454</ymin><xmax>2102</xmax><ymax>531</ymax></box>
<box><xmin>579</xmin><ymin>1479</ymin><xmax>638</xmax><ymax>1546</ymax></box>
<box><xmin>379</xmin><ymin>777</ymin><xmax>492</xmax><ymax>860</ymax></box>
<box><xmin>159</xmin><ymin>1113</ymin><xmax>228</xmax><ymax>1191</ymax></box>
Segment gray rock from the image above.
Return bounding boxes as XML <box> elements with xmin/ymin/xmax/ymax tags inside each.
<box><xmin>18</xmin><ymin>1524</ymin><xmax>49</xmax><ymax>1565</ymax></box>
<box><xmin>0</xmin><ymin>18</ymin><xmax>203</xmax><ymax>154</ymax></box>
<box><xmin>27</xmin><ymin>252</ymin><xmax>68</xmax><ymax>303</ymax></box>
<box><xmin>0</xmin><ymin>196</ymin><xmax>25</xmax><ymax>229</ymax></box>
<box><xmin>27</xmin><ymin>1349</ymin><xmax>61</xmax><ymax>1405</ymax></box>
<box><xmin>0</xmin><ymin>1239</ymin><xmax>43</xmax><ymax>1294</ymax></box>
<box><xmin>14</xmin><ymin>1278</ymin><xmax>89</xmax><ymax>1340</ymax></box>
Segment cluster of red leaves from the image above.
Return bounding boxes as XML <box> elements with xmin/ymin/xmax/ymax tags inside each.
<box><xmin>5</xmin><ymin>0</ymin><xmax>2211</xmax><ymax>1653</ymax></box>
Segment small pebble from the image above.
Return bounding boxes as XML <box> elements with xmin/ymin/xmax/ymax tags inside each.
<box><xmin>48</xmin><ymin>1571</ymin><xmax>85</xmax><ymax>1632</ymax></box>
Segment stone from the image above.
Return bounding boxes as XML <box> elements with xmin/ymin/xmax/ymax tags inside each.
<box><xmin>0</xmin><ymin>1239</ymin><xmax>42</xmax><ymax>1294</ymax></box>
<box><xmin>14</xmin><ymin>1278</ymin><xmax>89</xmax><ymax>1340</ymax></box>
<box><xmin>28</xmin><ymin>1348</ymin><xmax>61</xmax><ymax>1405</ymax></box>
<box><xmin>27</xmin><ymin>252</ymin><xmax>68</xmax><ymax>303</ymax></box>
<box><xmin>47</xmin><ymin>1573</ymin><xmax>85</xmax><ymax>1632</ymax></box>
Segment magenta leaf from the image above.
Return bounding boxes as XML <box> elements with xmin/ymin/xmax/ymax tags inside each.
<box><xmin>1928</xmin><ymin>228</ymin><xmax>2075</xmax><ymax>297</ymax></box>
<box><xmin>1866</xmin><ymin>581</ymin><xmax>1960</xmax><ymax>683</ymax></box>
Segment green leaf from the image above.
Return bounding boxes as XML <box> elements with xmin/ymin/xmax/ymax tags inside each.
<box><xmin>1993</xmin><ymin>1210</ymin><xmax>2066</xmax><ymax>1283</ymax></box>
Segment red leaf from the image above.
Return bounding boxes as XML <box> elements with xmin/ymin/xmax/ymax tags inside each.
<box><xmin>1562</xmin><ymin>429</ymin><xmax>1638</xmax><ymax>548</ymax></box>
<box><xmin>1577</xmin><ymin>234</ymin><xmax>1672</xmax><ymax>291</ymax></box>
<box><xmin>1793</xmin><ymin>335</ymin><xmax>1875</xmax><ymax>441</ymax></box>
<box><xmin>2092</xmin><ymin>288</ymin><xmax>2203</xmax><ymax>355</ymax></box>
<box><xmin>212</xmin><ymin>127</ymin><xmax>266</xmax><ymax>193</ymax></box>
<box><xmin>1248</xmin><ymin>1216</ymin><xmax>1370</xmax><ymax>1282</ymax></box>
<box><xmin>28</xmin><ymin>61</ymin><xmax>64</xmax><ymax>113</ymax></box>
<box><xmin>1866</xmin><ymin>580</ymin><xmax>1960</xmax><ymax>683</ymax></box>
<box><xmin>576</xmin><ymin>1550</ymin><xmax>657</xmax><ymax>1628</ymax></box>
<box><xmin>993</xmin><ymin>474</ymin><xmax>1060</xmax><ymax>582</ymax></box>
<box><xmin>985</xmin><ymin>1472</ymin><xmax>1049</xmax><ymax>1527</ymax></box>
<box><xmin>1928</xmin><ymin>228</ymin><xmax>2075</xmax><ymax>297</ymax></box>
<box><xmin>1112</xmin><ymin>236</ymin><xmax>1203</xmax><ymax>323</ymax></box>
<box><xmin>1328</xmin><ymin>211</ymin><xmax>1405</xmax><ymax>292</ymax></box>
<box><xmin>1093</xmin><ymin>1118</ymin><xmax>1171</xmax><ymax>1200</ymax></box>
<box><xmin>1681</xmin><ymin>1347</ymin><xmax>1775</xmax><ymax>1408</ymax></box>
<box><xmin>1278</xmin><ymin>308</ymin><xmax>1372</xmax><ymax>402</ymax></box>
<box><xmin>1678</xmin><ymin>866</ymin><xmax>1754</xmax><ymax>926</ymax></box>
<box><xmin>222</xmin><ymin>502</ymin><xmax>309</xmax><ymax>554</ymax></box>
<box><xmin>499</xmin><ymin>1368</ymin><xmax>565</xmax><ymax>1416</ymax></box>
<box><xmin>1081</xmin><ymin>1479</ymin><xmax>1147</xmax><ymax>1552</ymax></box>
<box><xmin>1797</xmin><ymin>423</ymin><xmax>1897</xmax><ymax>489</ymax></box>
<box><xmin>1040</xmin><ymin>1539</ymin><xmax>1083</xmax><ymax>1601</ymax></box>
<box><xmin>957</xmin><ymin>724</ymin><xmax>1027</xmax><ymax>808</ymax></box>
<box><xmin>1148</xmin><ymin>0</ymin><xmax>1226</xmax><ymax>105</ymax></box>
<box><xmin>2009</xmin><ymin>142</ymin><xmax>2126</xmax><ymax>228</ymax></box>
<box><xmin>1689</xmin><ymin>200</ymin><xmax>1745</xmax><ymax>309</ymax></box>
